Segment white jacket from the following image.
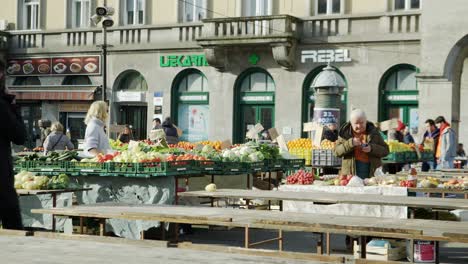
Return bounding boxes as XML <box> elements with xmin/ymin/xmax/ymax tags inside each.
<box><xmin>84</xmin><ymin>117</ymin><xmax>111</xmax><ymax>154</ymax></box>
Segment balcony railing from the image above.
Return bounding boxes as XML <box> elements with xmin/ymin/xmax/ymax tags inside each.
<box><xmin>198</xmin><ymin>15</ymin><xmax>300</xmax><ymax>45</ymax></box>
<box><xmin>7</xmin><ymin>23</ymin><xmax>203</xmax><ymax>53</ymax></box>
<box><xmin>302</xmin><ymin>11</ymin><xmax>421</xmax><ymax>41</ymax></box>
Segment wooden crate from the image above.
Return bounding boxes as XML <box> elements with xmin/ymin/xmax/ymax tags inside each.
<box><xmin>354</xmin><ymin>239</ymin><xmax>406</xmax><ymax>261</ymax></box>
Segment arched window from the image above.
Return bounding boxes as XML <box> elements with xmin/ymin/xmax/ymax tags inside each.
<box><xmin>379</xmin><ymin>64</ymin><xmax>419</xmax><ymax>134</ymax></box>
<box><xmin>117</xmin><ymin>71</ymin><xmax>148</xmax><ymax>91</ymax></box>
<box><xmin>233</xmin><ymin>68</ymin><xmax>275</xmax><ymax>143</ymax></box>
<box><xmin>13</xmin><ymin>76</ymin><xmax>41</xmax><ymax>85</ymax></box>
<box><xmin>172</xmin><ymin>69</ymin><xmax>210</xmax><ymax>142</ymax></box>
<box><xmin>62</xmin><ymin>75</ymin><xmax>92</xmax><ymax>85</ymax></box>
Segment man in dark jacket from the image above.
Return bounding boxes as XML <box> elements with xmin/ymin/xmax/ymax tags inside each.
<box><xmin>334</xmin><ymin>109</ymin><xmax>389</xmax><ymax>178</ymax></box>
<box><xmin>0</xmin><ymin>70</ymin><xmax>27</xmax><ymax>230</ymax></box>
<box><xmin>162</xmin><ymin>117</ymin><xmax>179</xmax><ymax>145</ymax></box>
<box><xmin>421</xmin><ymin>119</ymin><xmax>440</xmax><ymax>171</ymax></box>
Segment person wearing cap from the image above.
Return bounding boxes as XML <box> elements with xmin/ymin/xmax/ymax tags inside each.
<box><xmin>388</xmin><ymin>120</ymin><xmax>405</xmax><ymax>142</ymax></box>
<box><xmin>435</xmin><ymin>116</ymin><xmax>456</xmax><ymax>169</ymax></box>
<box><xmin>403</xmin><ymin>125</ymin><xmax>415</xmax><ymax>144</ymax></box>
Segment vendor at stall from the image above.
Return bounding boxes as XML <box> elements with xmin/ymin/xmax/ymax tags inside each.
<box><xmin>322</xmin><ymin>123</ymin><xmax>339</xmax><ymax>142</ymax></box>
<box><xmin>334</xmin><ymin>109</ymin><xmax>389</xmax><ymax>178</ymax></box>
<box><xmin>83</xmin><ymin>101</ymin><xmax>111</xmax><ymax>156</ymax></box>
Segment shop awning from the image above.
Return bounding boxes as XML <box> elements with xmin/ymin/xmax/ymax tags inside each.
<box><xmin>9</xmin><ymin>86</ymin><xmax>97</xmax><ymax>101</ymax></box>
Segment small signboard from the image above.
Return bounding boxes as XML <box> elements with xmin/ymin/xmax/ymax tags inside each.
<box><xmin>109</xmin><ymin>125</ymin><xmax>126</xmax><ymax>134</ymax></box>
<box><xmin>303</xmin><ymin>122</ymin><xmax>323</xmax><ymax>147</ymax></box>
<box><xmin>246</xmin><ymin>123</ymin><xmax>264</xmax><ymax>139</ymax></box>
<box><xmin>276</xmin><ymin>135</ymin><xmax>288</xmax><ymax>152</ymax></box>
<box><xmin>268</xmin><ymin>128</ymin><xmax>279</xmax><ymax>141</ymax></box>
<box><xmin>380</xmin><ymin>118</ymin><xmax>399</xmax><ymax>132</ymax></box>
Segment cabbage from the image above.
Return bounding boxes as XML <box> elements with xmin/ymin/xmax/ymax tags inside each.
<box><xmin>239</xmin><ymin>147</ymin><xmax>254</xmax><ymax>156</ymax></box>
<box><xmin>202</xmin><ymin>145</ymin><xmax>214</xmax><ymax>153</ymax></box>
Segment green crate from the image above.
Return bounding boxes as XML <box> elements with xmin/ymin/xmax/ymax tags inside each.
<box><xmin>384</xmin><ymin>152</ymin><xmax>405</xmax><ymax>162</ymax></box>
<box><xmin>222</xmin><ymin>162</ymin><xmax>248</xmax><ymax>174</ymax></box>
<box><xmin>283</xmin><ymin>159</ymin><xmax>305</xmax><ymax>169</ymax></box>
<box><xmin>108</xmin><ymin>162</ymin><xmax>138</xmax><ymax>176</ymax></box>
<box><xmin>193</xmin><ymin>160</ymin><xmax>223</xmax><ymax>174</ymax></box>
<box><xmin>248</xmin><ymin>161</ymin><xmax>266</xmax><ymax>172</ymax></box>
<box><xmin>265</xmin><ymin>159</ymin><xmax>284</xmax><ymax>171</ymax></box>
<box><xmin>27</xmin><ymin>160</ymin><xmax>68</xmax><ymax>173</ymax></box>
<box><xmin>67</xmin><ymin>161</ymin><xmax>108</xmax><ymax>175</ymax></box>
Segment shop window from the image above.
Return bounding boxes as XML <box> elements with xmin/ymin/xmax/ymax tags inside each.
<box><xmin>22</xmin><ymin>0</ymin><xmax>40</xmax><ymax>30</ymax></box>
<box><xmin>117</xmin><ymin>71</ymin><xmax>148</xmax><ymax>91</ymax></box>
<box><xmin>384</xmin><ymin>68</ymin><xmax>416</xmax><ymax>91</ymax></box>
<box><xmin>316</xmin><ymin>0</ymin><xmax>342</xmax><ymax>15</ymax></box>
<box><xmin>242</xmin><ymin>0</ymin><xmax>271</xmax><ymax>16</ymax></box>
<box><xmin>180</xmin><ymin>0</ymin><xmax>207</xmax><ymax>22</ymax></box>
<box><xmin>172</xmin><ymin>69</ymin><xmax>210</xmax><ymax>142</ymax></box>
<box><xmin>379</xmin><ymin>64</ymin><xmax>419</xmax><ymax>134</ymax></box>
<box><xmin>62</xmin><ymin>76</ymin><xmax>92</xmax><ymax>85</ymax></box>
<box><xmin>13</xmin><ymin>76</ymin><xmax>41</xmax><ymax>85</ymax></box>
<box><xmin>71</xmin><ymin>0</ymin><xmax>92</xmax><ymax>28</ymax></box>
<box><xmin>123</xmin><ymin>0</ymin><xmax>145</xmax><ymax>25</ymax></box>
<box><xmin>394</xmin><ymin>0</ymin><xmax>420</xmax><ymax>10</ymax></box>
<box><xmin>240</xmin><ymin>72</ymin><xmax>275</xmax><ymax>92</ymax></box>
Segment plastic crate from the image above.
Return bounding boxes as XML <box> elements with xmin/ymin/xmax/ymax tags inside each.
<box><xmin>383</xmin><ymin>152</ymin><xmax>405</xmax><ymax>162</ymax></box>
<box><xmin>222</xmin><ymin>162</ymin><xmax>248</xmax><ymax>174</ymax></box>
<box><xmin>108</xmin><ymin>162</ymin><xmax>138</xmax><ymax>176</ymax></box>
<box><xmin>67</xmin><ymin>161</ymin><xmax>108</xmax><ymax>175</ymax></box>
<box><xmin>289</xmin><ymin>149</ymin><xmax>312</xmax><ymax>166</ymax></box>
<box><xmin>311</xmin><ymin>149</ymin><xmax>341</xmax><ymax>167</ymax></box>
<box><xmin>407</xmin><ymin>152</ymin><xmax>418</xmax><ymax>162</ymax></box>
<box><xmin>248</xmin><ymin>161</ymin><xmax>266</xmax><ymax>172</ymax></box>
<box><xmin>27</xmin><ymin>160</ymin><xmax>68</xmax><ymax>173</ymax></box>
<box><xmin>193</xmin><ymin>160</ymin><xmax>223</xmax><ymax>174</ymax></box>
<box><xmin>283</xmin><ymin>159</ymin><xmax>305</xmax><ymax>169</ymax></box>
<box><xmin>266</xmin><ymin>159</ymin><xmax>284</xmax><ymax>171</ymax></box>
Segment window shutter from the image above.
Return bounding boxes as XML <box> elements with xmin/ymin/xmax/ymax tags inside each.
<box><xmin>66</xmin><ymin>0</ymin><xmax>73</xmax><ymax>28</ymax></box>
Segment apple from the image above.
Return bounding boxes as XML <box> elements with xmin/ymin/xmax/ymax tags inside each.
<box><xmin>340</xmin><ymin>175</ymin><xmax>347</xmax><ymax>181</ymax></box>
<box><xmin>334</xmin><ymin>179</ymin><xmax>340</xmax><ymax>186</ymax></box>
<box><xmin>340</xmin><ymin>179</ymin><xmax>348</xmax><ymax>186</ymax></box>
<box><xmin>347</xmin><ymin>175</ymin><xmax>353</xmax><ymax>181</ymax></box>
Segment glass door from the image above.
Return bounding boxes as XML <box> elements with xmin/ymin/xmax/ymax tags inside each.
<box><xmin>19</xmin><ymin>104</ymin><xmax>42</xmax><ymax>149</ymax></box>
<box><xmin>119</xmin><ymin>105</ymin><xmax>147</xmax><ymax>140</ymax></box>
<box><xmin>240</xmin><ymin>105</ymin><xmax>274</xmax><ymax>141</ymax></box>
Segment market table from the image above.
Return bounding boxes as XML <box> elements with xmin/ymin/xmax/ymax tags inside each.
<box><xmin>31</xmin><ymin>204</ymin><xmax>468</xmax><ymax>262</ymax></box>
<box><xmin>178</xmin><ymin>188</ymin><xmax>468</xmax><ymax>212</ymax></box>
<box><xmin>408</xmin><ymin>188</ymin><xmax>468</xmax><ymax>199</ymax></box>
<box><xmin>17</xmin><ymin>188</ymin><xmax>91</xmax><ymax>231</ymax></box>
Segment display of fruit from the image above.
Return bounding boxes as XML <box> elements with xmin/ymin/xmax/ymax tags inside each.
<box><xmin>419</xmin><ymin>177</ymin><xmax>439</xmax><ymax>188</ymax></box>
<box><xmin>320</xmin><ymin>140</ymin><xmax>336</xmax><ymax>150</ymax></box>
<box><xmin>387</xmin><ymin>140</ymin><xmax>413</xmax><ymax>152</ymax></box>
<box><xmin>198</xmin><ymin>141</ymin><xmax>222</xmax><ymax>151</ymax></box>
<box><xmin>443</xmin><ymin>178</ymin><xmax>466</xmax><ymax>189</ymax></box>
<box><xmin>333</xmin><ymin>175</ymin><xmax>353</xmax><ymax>186</ymax></box>
<box><xmin>287</xmin><ymin>138</ymin><xmax>313</xmax><ymax>150</ymax></box>
<box><xmin>286</xmin><ymin>170</ymin><xmax>314</xmax><ymax>185</ymax></box>
<box><xmin>399</xmin><ymin>180</ymin><xmax>417</xmax><ymax>188</ymax></box>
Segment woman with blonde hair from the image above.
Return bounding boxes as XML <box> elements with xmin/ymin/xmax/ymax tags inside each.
<box><xmin>84</xmin><ymin>101</ymin><xmax>111</xmax><ymax>156</ymax></box>
<box><xmin>43</xmin><ymin>122</ymin><xmax>74</xmax><ymax>151</ymax></box>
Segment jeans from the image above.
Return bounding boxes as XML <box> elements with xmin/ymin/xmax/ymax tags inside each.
<box><xmin>355</xmin><ymin>161</ymin><xmax>371</xmax><ymax>178</ymax></box>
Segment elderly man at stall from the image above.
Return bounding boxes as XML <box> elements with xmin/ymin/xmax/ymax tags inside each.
<box><xmin>334</xmin><ymin>109</ymin><xmax>389</xmax><ymax>178</ymax></box>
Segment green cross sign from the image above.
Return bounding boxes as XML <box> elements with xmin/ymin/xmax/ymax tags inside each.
<box><xmin>248</xmin><ymin>54</ymin><xmax>260</xmax><ymax>65</ymax></box>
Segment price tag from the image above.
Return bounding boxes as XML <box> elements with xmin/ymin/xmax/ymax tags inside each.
<box><xmin>303</xmin><ymin>122</ymin><xmax>315</xmax><ymax>132</ymax></box>
<box><xmin>380</xmin><ymin>118</ymin><xmax>399</xmax><ymax>132</ymax></box>
<box><xmin>246</xmin><ymin>123</ymin><xmax>264</xmax><ymax>139</ymax></box>
<box><xmin>276</xmin><ymin>135</ymin><xmax>288</xmax><ymax>152</ymax></box>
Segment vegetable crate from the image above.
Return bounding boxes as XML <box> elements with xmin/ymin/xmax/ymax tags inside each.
<box><xmin>383</xmin><ymin>152</ymin><xmax>405</xmax><ymax>163</ymax></box>
<box><xmin>265</xmin><ymin>159</ymin><xmax>284</xmax><ymax>171</ymax></box>
<box><xmin>193</xmin><ymin>160</ymin><xmax>223</xmax><ymax>174</ymax></box>
<box><xmin>289</xmin><ymin>149</ymin><xmax>312</xmax><ymax>166</ymax></box>
<box><xmin>107</xmin><ymin>162</ymin><xmax>138</xmax><ymax>177</ymax></box>
<box><xmin>27</xmin><ymin>160</ymin><xmax>68</xmax><ymax>175</ymax></box>
<box><xmin>248</xmin><ymin>161</ymin><xmax>266</xmax><ymax>172</ymax></box>
<box><xmin>283</xmin><ymin>159</ymin><xmax>305</xmax><ymax>170</ymax></box>
<box><xmin>67</xmin><ymin>162</ymin><xmax>108</xmax><ymax>175</ymax></box>
<box><xmin>421</xmin><ymin>151</ymin><xmax>434</xmax><ymax>162</ymax></box>
<box><xmin>312</xmin><ymin>149</ymin><xmax>341</xmax><ymax>167</ymax></box>
<box><xmin>405</xmin><ymin>152</ymin><xmax>418</xmax><ymax>162</ymax></box>
<box><xmin>137</xmin><ymin>160</ymin><xmax>194</xmax><ymax>176</ymax></box>
<box><xmin>222</xmin><ymin>162</ymin><xmax>248</xmax><ymax>174</ymax></box>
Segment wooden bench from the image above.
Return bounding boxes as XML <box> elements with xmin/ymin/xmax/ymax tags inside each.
<box><xmin>32</xmin><ymin>204</ymin><xmax>468</xmax><ymax>262</ymax></box>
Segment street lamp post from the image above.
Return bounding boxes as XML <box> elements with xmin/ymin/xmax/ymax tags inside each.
<box><xmin>91</xmin><ymin>6</ymin><xmax>114</xmax><ymax>101</ymax></box>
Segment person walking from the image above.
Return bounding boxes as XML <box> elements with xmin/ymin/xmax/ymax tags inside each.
<box><xmin>162</xmin><ymin>117</ymin><xmax>179</xmax><ymax>145</ymax></box>
<box><xmin>334</xmin><ymin>109</ymin><xmax>389</xmax><ymax>178</ymax></box>
<box><xmin>435</xmin><ymin>116</ymin><xmax>456</xmax><ymax>169</ymax></box>
<box><xmin>43</xmin><ymin>122</ymin><xmax>74</xmax><ymax>151</ymax></box>
<box><xmin>0</xmin><ymin>71</ymin><xmax>27</xmax><ymax>230</ymax></box>
<box><xmin>421</xmin><ymin>119</ymin><xmax>440</xmax><ymax>171</ymax></box>
<box><xmin>84</xmin><ymin>101</ymin><xmax>111</xmax><ymax>156</ymax></box>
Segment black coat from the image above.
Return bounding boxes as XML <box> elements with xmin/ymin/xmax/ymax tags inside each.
<box><xmin>0</xmin><ymin>94</ymin><xmax>27</xmax><ymax>229</ymax></box>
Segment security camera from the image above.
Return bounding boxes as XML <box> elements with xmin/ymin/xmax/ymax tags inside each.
<box><xmin>102</xmin><ymin>16</ymin><xmax>114</xmax><ymax>27</ymax></box>
<box><xmin>90</xmin><ymin>14</ymin><xmax>102</xmax><ymax>26</ymax></box>
<box><xmin>96</xmin><ymin>6</ymin><xmax>115</xmax><ymax>17</ymax></box>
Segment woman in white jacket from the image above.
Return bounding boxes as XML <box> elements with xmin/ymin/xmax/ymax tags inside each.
<box><xmin>84</xmin><ymin>101</ymin><xmax>111</xmax><ymax>156</ymax></box>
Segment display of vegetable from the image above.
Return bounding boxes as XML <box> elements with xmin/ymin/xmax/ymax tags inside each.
<box><xmin>14</xmin><ymin>171</ymin><xmax>71</xmax><ymax>190</ymax></box>
<box><xmin>286</xmin><ymin>170</ymin><xmax>315</xmax><ymax>185</ymax></box>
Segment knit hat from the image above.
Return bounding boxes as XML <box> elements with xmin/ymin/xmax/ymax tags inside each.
<box><xmin>396</xmin><ymin>121</ymin><xmax>406</xmax><ymax>132</ymax></box>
